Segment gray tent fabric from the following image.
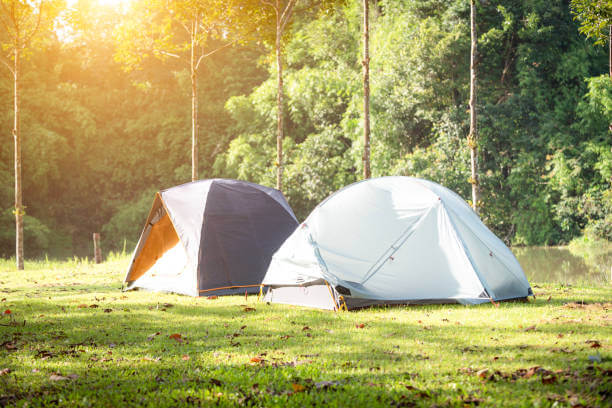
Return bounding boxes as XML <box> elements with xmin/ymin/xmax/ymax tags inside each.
<box><xmin>124</xmin><ymin>179</ymin><xmax>298</xmax><ymax>296</ymax></box>
<box><xmin>262</xmin><ymin>176</ymin><xmax>532</xmax><ymax>310</ymax></box>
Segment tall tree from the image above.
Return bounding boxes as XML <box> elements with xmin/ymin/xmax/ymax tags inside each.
<box><xmin>362</xmin><ymin>0</ymin><xmax>370</xmax><ymax>179</ymax></box>
<box><xmin>0</xmin><ymin>0</ymin><xmax>58</xmax><ymax>269</ymax></box>
<box><xmin>468</xmin><ymin>0</ymin><xmax>479</xmax><ymax>212</ymax></box>
<box><xmin>115</xmin><ymin>0</ymin><xmax>233</xmax><ymax>182</ymax></box>
<box><xmin>570</xmin><ymin>0</ymin><xmax>612</xmax><ymax>77</ymax></box>
<box><xmin>260</xmin><ymin>0</ymin><xmax>298</xmax><ymax>191</ymax></box>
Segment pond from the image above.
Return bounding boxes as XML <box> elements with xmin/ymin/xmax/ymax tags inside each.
<box><xmin>513</xmin><ymin>244</ymin><xmax>611</xmax><ymax>285</ymax></box>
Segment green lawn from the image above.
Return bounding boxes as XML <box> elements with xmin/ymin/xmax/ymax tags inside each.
<box><xmin>0</xmin><ymin>256</ymin><xmax>610</xmax><ymax>407</ymax></box>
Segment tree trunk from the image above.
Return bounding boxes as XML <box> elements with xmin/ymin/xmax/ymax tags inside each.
<box><xmin>469</xmin><ymin>0</ymin><xmax>479</xmax><ymax>213</ymax></box>
<box><xmin>275</xmin><ymin>22</ymin><xmax>284</xmax><ymax>192</ymax></box>
<box><xmin>362</xmin><ymin>0</ymin><xmax>371</xmax><ymax>180</ymax></box>
<box><xmin>191</xmin><ymin>23</ymin><xmax>199</xmax><ymax>182</ymax></box>
<box><xmin>609</xmin><ymin>25</ymin><xmax>611</xmax><ymax>78</ymax></box>
<box><xmin>93</xmin><ymin>232</ymin><xmax>102</xmax><ymax>264</ymax></box>
<box><xmin>14</xmin><ymin>46</ymin><xmax>24</xmax><ymax>270</ymax></box>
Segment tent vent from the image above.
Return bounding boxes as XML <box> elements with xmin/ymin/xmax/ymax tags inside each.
<box><xmin>335</xmin><ymin>285</ymin><xmax>351</xmax><ymax>296</ymax></box>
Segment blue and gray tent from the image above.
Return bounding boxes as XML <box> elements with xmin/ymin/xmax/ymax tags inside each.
<box><xmin>124</xmin><ymin>179</ymin><xmax>298</xmax><ymax>296</ymax></box>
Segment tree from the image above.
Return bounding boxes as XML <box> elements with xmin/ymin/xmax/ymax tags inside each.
<box><xmin>0</xmin><ymin>0</ymin><xmax>58</xmax><ymax>269</ymax></box>
<box><xmin>115</xmin><ymin>0</ymin><xmax>233</xmax><ymax>182</ymax></box>
<box><xmin>570</xmin><ymin>0</ymin><xmax>612</xmax><ymax>77</ymax></box>
<box><xmin>260</xmin><ymin>0</ymin><xmax>298</xmax><ymax>191</ymax></box>
<box><xmin>468</xmin><ymin>0</ymin><xmax>479</xmax><ymax>212</ymax></box>
<box><xmin>362</xmin><ymin>0</ymin><xmax>370</xmax><ymax>179</ymax></box>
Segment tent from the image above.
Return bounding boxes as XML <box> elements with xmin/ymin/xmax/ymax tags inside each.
<box><xmin>262</xmin><ymin>177</ymin><xmax>532</xmax><ymax>310</ymax></box>
<box><xmin>124</xmin><ymin>179</ymin><xmax>298</xmax><ymax>296</ymax></box>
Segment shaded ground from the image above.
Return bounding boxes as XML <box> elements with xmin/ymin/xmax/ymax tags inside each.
<box><xmin>0</xmin><ymin>256</ymin><xmax>610</xmax><ymax>407</ymax></box>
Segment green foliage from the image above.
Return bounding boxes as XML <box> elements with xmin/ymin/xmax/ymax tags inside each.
<box><xmin>0</xmin><ymin>0</ymin><xmax>610</xmax><ymax>258</ymax></box>
<box><xmin>101</xmin><ymin>189</ymin><xmax>156</xmax><ymax>252</ymax></box>
<box><xmin>570</xmin><ymin>0</ymin><xmax>612</xmax><ymax>45</ymax></box>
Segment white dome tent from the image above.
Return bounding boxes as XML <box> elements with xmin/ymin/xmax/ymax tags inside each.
<box><xmin>262</xmin><ymin>177</ymin><xmax>532</xmax><ymax>310</ymax></box>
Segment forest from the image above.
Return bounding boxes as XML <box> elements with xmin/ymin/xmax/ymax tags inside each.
<box><xmin>0</xmin><ymin>0</ymin><xmax>610</xmax><ymax>259</ymax></box>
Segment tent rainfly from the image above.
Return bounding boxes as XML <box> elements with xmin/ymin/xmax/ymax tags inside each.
<box><xmin>262</xmin><ymin>177</ymin><xmax>532</xmax><ymax>310</ymax></box>
<box><xmin>124</xmin><ymin>179</ymin><xmax>298</xmax><ymax>296</ymax></box>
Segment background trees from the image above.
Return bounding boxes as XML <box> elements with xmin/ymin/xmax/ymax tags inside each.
<box><xmin>0</xmin><ymin>0</ymin><xmax>62</xmax><ymax>268</ymax></box>
<box><xmin>0</xmin><ymin>0</ymin><xmax>609</xmax><ymax>260</ymax></box>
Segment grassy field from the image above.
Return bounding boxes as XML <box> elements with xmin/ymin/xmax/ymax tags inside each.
<box><xmin>0</xmin><ymin>255</ymin><xmax>610</xmax><ymax>407</ymax></box>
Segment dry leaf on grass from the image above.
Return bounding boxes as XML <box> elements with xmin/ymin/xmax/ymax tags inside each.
<box><xmin>169</xmin><ymin>333</ymin><xmax>183</xmax><ymax>343</ymax></box>
<box><xmin>585</xmin><ymin>340</ymin><xmax>601</xmax><ymax>348</ymax></box>
<box><xmin>147</xmin><ymin>332</ymin><xmax>161</xmax><ymax>341</ymax></box>
<box><xmin>291</xmin><ymin>383</ymin><xmax>306</xmax><ymax>392</ymax></box>
<box><xmin>50</xmin><ymin>373</ymin><xmax>78</xmax><ymax>381</ymax></box>
<box><xmin>356</xmin><ymin>323</ymin><xmax>365</xmax><ymax>329</ymax></box>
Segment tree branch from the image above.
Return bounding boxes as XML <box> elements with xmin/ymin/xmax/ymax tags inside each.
<box><xmin>23</xmin><ymin>0</ymin><xmax>44</xmax><ymax>47</ymax></box>
<box><xmin>279</xmin><ymin>0</ymin><xmax>298</xmax><ymax>34</ymax></box>
<box><xmin>0</xmin><ymin>54</ymin><xmax>14</xmax><ymax>75</ymax></box>
<box><xmin>260</xmin><ymin>0</ymin><xmax>277</xmax><ymax>12</ymax></box>
<box><xmin>194</xmin><ymin>38</ymin><xmax>237</xmax><ymax>71</ymax></box>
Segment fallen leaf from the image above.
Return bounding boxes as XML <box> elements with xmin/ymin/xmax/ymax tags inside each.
<box><xmin>77</xmin><ymin>304</ymin><xmax>88</xmax><ymax>308</ymax></box>
<box><xmin>49</xmin><ymin>373</ymin><xmax>77</xmax><ymax>381</ymax></box>
<box><xmin>356</xmin><ymin>323</ymin><xmax>365</xmax><ymax>329</ymax></box>
<box><xmin>209</xmin><ymin>378</ymin><xmax>222</xmax><ymax>386</ymax></box>
<box><xmin>103</xmin><ymin>309</ymin><xmax>112</xmax><ymax>313</ymax></box>
<box><xmin>302</xmin><ymin>326</ymin><xmax>311</xmax><ymax>331</ymax></box>
<box><xmin>143</xmin><ymin>356</ymin><xmax>161</xmax><ymax>362</ymax></box>
<box><xmin>169</xmin><ymin>333</ymin><xmax>183</xmax><ymax>343</ymax></box>
<box><xmin>0</xmin><ymin>298</ymin><xmax>5</xmax><ymax>302</ymax></box>
<box><xmin>524</xmin><ymin>366</ymin><xmax>540</xmax><ymax>378</ymax></box>
<box><xmin>250</xmin><ymin>356</ymin><xmax>262</xmax><ymax>364</ymax></box>
<box><xmin>0</xmin><ymin>368</ymin><xmax>10</xmax><ymax>376</ymax></box>
<box><xmin>541</xmin><ymin>375</ymin><xmax>556</xmax><ymax>384</ymax></box>
<box><xmin>181</xmin><ymin>355</ymin><xmax>190</xmax><ymax>361</ymax></box>
<box><xmin>588</xmin><ymin>341</ymin><xmax>601</xmax><ymax>349</ymax></box>
<box><xmin>162</xmin><ymin>303</ymin><xmax>174</xmax><ymax>308</ymax></box>
<box><xmin>207</xmin><ymin>296</ymin><xmax>218</xmax><ymax>300</ymax></box>
<box><xmin>523</xmin><ymin>325</ymin><xmax>537</xmax><ymax>332</ymax></box>
<box><xmin>280</xmin><ymin>335</ymin><xmax>292</xmax><ymax>340</ymax></box>
<box><xmin>89</xmin><ymin>304</ymin><xmax>99</xmax><ymax>308</ymax></box>
<box><xmin>476</xmin><ymin>369</ymin><xmax>490</xmax><ymax>379</ymax></box>
<box><xmin>557</xmin><ymin>334</ymin><xmax>564</xmax><ymax>338</ymax></box>
<box><xmin>147</xmin><ymin>332</ymin><xmax>161</xmax><ymax>341</ymax></box>
<box><xmin>243</xmin><ymin>307</ymin><xmax>256</xmax><ymax>312</ymax></box>
<box><xmin>3</xmin><ymin>309</ymin><xmax>11</xmax><ymax>315</ymax></box>
<box><xmin>315</xmin><ymin>380</ymin><xmax>341</xmax><ymax>389</ymax></box>
<box><xmin>291</xmin><ymin>383</ymin><xmax>306</xmax><ymax>392</ymax></box>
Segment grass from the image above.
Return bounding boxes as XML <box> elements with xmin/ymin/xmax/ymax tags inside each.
<box><xmin>0</xmin><ymin>256</ymin><xmax>610</xmax><ymax>407</ymax></box>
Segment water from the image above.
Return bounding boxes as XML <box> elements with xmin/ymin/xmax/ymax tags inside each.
<box><xmin>513</xmin><ymin>244</ymin><xmax>612</xmax><ymax>285</ymax></box>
